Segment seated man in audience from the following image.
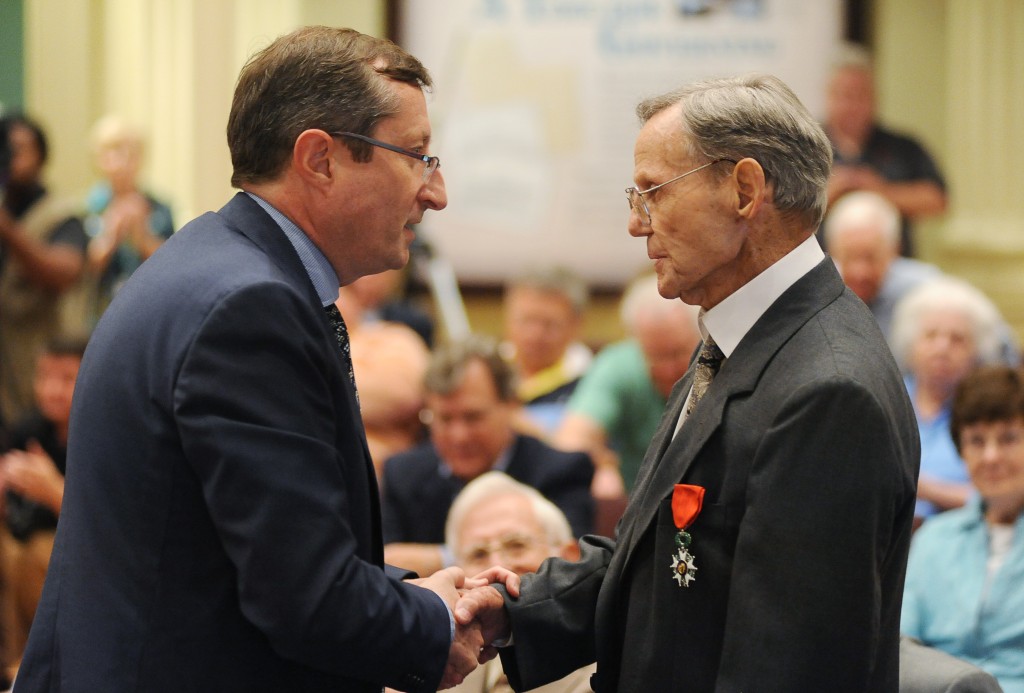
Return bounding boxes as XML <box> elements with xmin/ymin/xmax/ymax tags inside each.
<box><xmin>502</xmin><ymin>267</ymin><xmax>591</xmax><ymax>433</ymax></box>
<box><xmin>824</xmin><ymin>190</ymin><xmax>940</xmax><ymax>346</ymax></box>
<box><xmin>0</xmin><ymin>334</ymin><xmax>87</xmax><ymax>679</ymax></box>
<box><xmin>554</xmin><ymin>273</ymin><xmax>700</xmax><ymax>498</ymax></box>
<box><xmin>444</xmin><ymin>472</ymin><xmax>595</xmax><ymax>693</ymax></box>
<box><xmin>901</xmin><ymin>365</ymin><xmax>1024</xmax><ymax>692</ymax></box>
<box><xmin>382</xmin><ymin>335</ymin><xmax>594</xmax><ymax>577</ymax></box>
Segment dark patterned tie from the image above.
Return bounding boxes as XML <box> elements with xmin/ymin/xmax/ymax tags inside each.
<box><xmin>685</xmin><ymin>335</ymin><xmax>725</xmax><ymax>417</ymax></box>
<box><xmin>324</xmin><ymin>303</ymin><xmax>359</xmax><ymax>401</ymax></box>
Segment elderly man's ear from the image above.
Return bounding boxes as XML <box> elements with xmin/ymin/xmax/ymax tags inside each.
<box><xmin>732</xmin><ymin>157</ymin><xmax>768</xmax><ymax>219</ymax></box>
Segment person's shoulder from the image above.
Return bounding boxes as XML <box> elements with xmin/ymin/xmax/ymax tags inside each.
<box><xmin>915</xmin><ymin>503</ymin><xmax>980</xmax><ymax>540</ymax></box>
<box><xmin>512</xmin><ymin>435</ymin><xmax>593</xmax><ymax>476</ymax></box>
<box><xmin>870</xmin><ymin>123</ymin><xmax>931</xmax><ymax>151</ymax></box>
<box><xmin>382</xmin><ymin>441</ymin><xmax>443</xmax><ymax>479</ymax></box>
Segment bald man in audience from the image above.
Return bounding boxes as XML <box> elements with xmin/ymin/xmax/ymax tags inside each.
<box><xmin>824</xmin><ymin>190</ymin><xmax>940</xmax><ymax>345</ymax></box>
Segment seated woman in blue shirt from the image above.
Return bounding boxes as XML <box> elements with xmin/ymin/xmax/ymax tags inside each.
<box><xmin>901</xmin><ymin>365</ymin><xmax>1024</xmax><ymax>693</ymax></box>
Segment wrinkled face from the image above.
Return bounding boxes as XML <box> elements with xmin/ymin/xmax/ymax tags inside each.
<box><xmin>826</xmin><ymin>67</ymin><xmax>875</xmax><ymax>137</ymax></box>
<box><xmin>830</xmin><ymin>224</ymin><xmax>894</xmax><ymax>304</ymax></box>
<box><xmin>33</xmin><ymin>353</ymin><xmax>81</xmax><ymax>427</ymax></box>
<box><xmin>426</xmin><ymin>359</ymin><xmax>515</xmax><ymax>480</ymax></box>
<box><xmin>628</xmin><ymin>106</ymin><xmax>743</xmax><ymax>309</ymax></box>
<box><xmin>7</xmin><ymin>122</ymin><xmax>44</xmax><ymax>186</ymax></box>
<box><xmin>504</xmin><ymin>286</ymin><xmax>580</xmax><ymax>375</ymax></box>
<box><xmin>319</xmin><ymin>80</ymin><xmax>447</xmax><ymax>283</ymax></box>
<box><xmin>959</xmin><ymin>417</ymin><xmax>1024</xmax><ymax>513</ymax></box>
<box><xmin>909</xmin><ymin>309</ymin><xmax>977</xmax><ymax>390</ymax></box>
<box><xmin>456</xmin><ymin>493</ymin><xmax>558</xmax><ymax>576</ymax></box>
<box><xmin>634</xmin><ymin>311</ymin><xmax>700</xmax><ymax>397</ymax></box>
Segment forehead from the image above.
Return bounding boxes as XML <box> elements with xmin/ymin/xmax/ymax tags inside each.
<box><xmin>634</xmin><ymin>105</ymin><xmax>691</xmax><ymax>175</ymax></box>
<box><xmin>459</xmin><ymin>494</ymin><xmax>544</xmax><ymax>541</ymax></box>
<box><xmin>372</xmin><ymin>80</ymin><xmax>431</xmax><ymax>140</ymax></box>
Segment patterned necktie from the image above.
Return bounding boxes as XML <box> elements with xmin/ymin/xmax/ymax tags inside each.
<box><xmin>324</xmin><ymin>303</ymin><xmax>359</xmax><ymax>400</ymax></box>
<box><xmin>685</xmin><ymin>335</ymin><xmax>725</xmax><ymax>417</ymax></box>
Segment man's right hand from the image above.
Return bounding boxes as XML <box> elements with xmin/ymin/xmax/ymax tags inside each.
<box><xmin>412</xmin><ymin>566</ymin><xmax>485</xmax><ymax>688</ymax></box>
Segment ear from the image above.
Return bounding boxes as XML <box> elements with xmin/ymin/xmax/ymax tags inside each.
<box><xmin>292</xmin><ymin>129</ymin><xmax>338</xmax><ymax>188</ymax></box>
<box><xmin>731</xmin><ymin>157</ymin><xmax>767</xmax><ymax>220</ymax></box>
<box><xmin>559</xmin><ymin>542</ymin><xmax>581</xmax><ymax>562</ymax></box>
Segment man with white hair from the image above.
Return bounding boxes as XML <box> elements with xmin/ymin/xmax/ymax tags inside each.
<box><xmin>443</xmin><ymin>472</ymin><xmax>595</xmax><ymax>693</ymax></box>
<box><xmin>824</xmin><ymin>190</ymin><xmax>940</xmax><ymax>345</ymax></box>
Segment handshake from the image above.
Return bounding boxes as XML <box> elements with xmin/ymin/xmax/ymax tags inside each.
<box><xmin>412</xmin><ymin>565</ymin><xmax>521</xmax><ymax>690</ymax></box>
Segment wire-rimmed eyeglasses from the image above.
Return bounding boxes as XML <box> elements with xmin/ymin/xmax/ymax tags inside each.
<box><xmin>332</xmin><ymin>131</ymin><xmax>441</xmax><ymax>182</ymax></box>
<box><xmin>625</xmin><ymin>158</ymin><xmax>735</xmax><ymax>226</ymax></box>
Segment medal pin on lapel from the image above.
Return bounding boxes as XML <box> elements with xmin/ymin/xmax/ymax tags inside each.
<box><xmin>670</xmin><ymin>484</ymin><xmax>705</xmax><ymax>588</ymax></box>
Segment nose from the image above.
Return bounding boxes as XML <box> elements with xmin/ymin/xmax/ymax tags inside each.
<box><xmin>421</xmin><ymin>168</ymin><xmax>447</xmax><ymax>211</ymax></box>
<box><xmin>627</xmin><ymin>211</ymin><xmax>648</xmax><ymax>238</ymax></box>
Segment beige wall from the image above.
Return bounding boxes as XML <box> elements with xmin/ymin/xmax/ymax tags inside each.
<box><xmin>24</xmin><ymin>0</ymin><xmax>386</xmax><ymax>224</ymax></box>
<box><xmin>874</xmin><ymin>0</ymin><xmax>1024</xmax><ymax>339</ymax></box>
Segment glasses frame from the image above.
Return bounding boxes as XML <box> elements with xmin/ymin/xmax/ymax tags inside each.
<box><xmin>625</xmin><ymin>158</ymin><xmax>735</xmax><ymax>226</ymax></box>
<box><xmin>332</xmin><ymin>131</ymin><xmax>440</xmax><ymax>182</ymax></box>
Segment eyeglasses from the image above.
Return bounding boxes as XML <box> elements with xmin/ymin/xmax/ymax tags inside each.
<box><xmin>459</xmin><ymin>534</ymin><xmax>539</xmax><ymax>567</ymax></box>
<box><xmin>332</xmin><ymin>131</ymin><xmax>440</xmax><ymax>182</ymax></box>
<box><xmin>625</xmin><ymin>159</ymin><xmax>735</xmax><ymax>226</ymax></box>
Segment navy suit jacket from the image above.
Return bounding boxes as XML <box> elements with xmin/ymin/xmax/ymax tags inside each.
<box><xmin>382</xmin><ymin>434</ymin><xmax>594</xmax><ymax>546</ymax></box>
<box><xmin>499</xmin><ymin>259</ymin><xmax>920</xmax><ymax>693</ymax></box>
<box><xmin>15</xmin><ymin>194</ymin><xmax>450</xmax><ymax>693</ymax></box>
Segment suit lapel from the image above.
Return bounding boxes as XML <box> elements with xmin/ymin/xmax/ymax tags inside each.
<box><xmin>615</xmin><ymin>258</ymin><xmax>847</xmax><ymax>574</ymax></box>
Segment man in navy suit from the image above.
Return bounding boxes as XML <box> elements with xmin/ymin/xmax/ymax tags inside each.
<box><xmin>382</xmin><ymin>336</ymin><xmax>594</xmax><ymax>577</ymax></box>
<box><xmin>14</xmin><ymin>26</ymin><xmax>513</xmax><ymax>693</ymax></box>
<box><xmin>458</xmin><ymin>74</ymin><xmax>920</xmax><ymax>692</ymax></box>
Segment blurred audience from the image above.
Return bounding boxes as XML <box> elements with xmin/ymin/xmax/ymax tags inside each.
<box><xmin>824</xmin><ymin>190</ymin><xmax>940</xmax><ymax>345</ymax></box>
<box><xmin>502</xmin><ymin>267</ymin><xmax>591</xmax><ymax>433</ymax></box>
<box><xmin>823</xmin><ymin>43</ymin><xmax>947</xmax><ymax>257</ymax></box>
<box><xmin>902</xmin><ymin>365</ymin><xmax>1024</xmax><ymax>692</ymax></box>
<box><xmin>443</xmin><ymin>472</ymin><xmax>595</xmax><ymax>693</ymax></box>
<box><xmin>83</xmin><ymin>115</ymin><xmax>174</xmax><ymax>323</ymax></box>
<box><xmin>554</xmin><ymin>273</ymin><xmax>700</xmax><ymax>499</ymax></box>
<box><xmin>350</xmin><ymin>321</ymin><xmax>431</xmax><ymax>472</ymax></box>
<box><xmin>0</xmin><ymin>334</ymin><xmax>86</xmax><ymax>680</ymax></box>
<box><xmin>891</xmin><ymin>276</ymin><xmax>1005</xmax><ymax>518</ymax></box>
<box><xmin>381</xmin><ymin>335</ymin><xmax>593</xmax><ymax>577</ymax></box>
<box><xmin>0</xmin><ymin>115</ymin><xmax>88</xmax><ymax>424</ymax></box>
<box><xmin>342</xmin><ymin>268</ymin><xmax>434</xmax><ymax>347</ymax></box>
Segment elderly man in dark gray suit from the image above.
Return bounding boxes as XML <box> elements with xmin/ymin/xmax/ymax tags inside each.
<box><xmin>458</xmin><ymin>74</ymin><xmax>920</xmax><ymax>692</ymax></box>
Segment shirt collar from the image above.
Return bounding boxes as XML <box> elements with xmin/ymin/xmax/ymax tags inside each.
<box><xmin>245</xmin><ymin>192</ymin><xmax>340</xmax><ymax>307</ymax></box>
<box><xmin>701</xmin><ymin>234</ymin><xmax>824</xmax><ymax>357</ymax></box>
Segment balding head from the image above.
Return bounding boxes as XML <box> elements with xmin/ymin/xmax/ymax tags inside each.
<box><xmin>825</xmin><ymin>191</ymin><xmax>900</xmax><ymax>304</ymax></box>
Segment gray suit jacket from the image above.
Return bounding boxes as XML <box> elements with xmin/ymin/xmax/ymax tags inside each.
<box><xmin>899</xmin><ymin>638</ymin><xmax>1003</xmax><ymax>693</ymax></box>
<box><xmin>500</xmin><ymin>258</ymin><xmax>920</xmax><ymax>692</ymax></box>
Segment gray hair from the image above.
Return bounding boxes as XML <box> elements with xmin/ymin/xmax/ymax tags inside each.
<box><xmin>424</xmin><ymin>334</ymin><xmax>518</xmax><ymax>401</ymax></box>
<box><xmin>505</xmin><ymin>266</ymin><xmax>589</xmax><ymax>316</ymax></box>
<box><xmin>620</xmin><ymin>273</ymin><xmax>700</xmax><ymax>334</ymax></box>
<box><xmin>890</xmin><ymin>276</ymin><xmax>1004</xmax><ymax>369</ymax></box>
<box><xmin>830</xmin><ymin>42</ymin><xmax>874</xmax><ymax>75</ymax></box>
<box><xmin>636</xmin><ymin>74</ymin><xmax>833</xmax><ymax>229</ymax></box>
<box><xmin>824</xmin><ymin>191</ymin><xmax>901</xmax><ymax>251</ymax></box>
<box><xmin>444</xmin><ymin>471</ymin><xmax>573</xmax><ymax>555</ymax></box>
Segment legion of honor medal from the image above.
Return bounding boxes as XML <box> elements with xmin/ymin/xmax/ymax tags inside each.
<box><xmin>670</xmin><ymin>484</ymin><xmax>705</xmax><ymax>588</ymax></box>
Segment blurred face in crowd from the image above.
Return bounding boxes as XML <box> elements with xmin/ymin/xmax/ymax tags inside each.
<box><xmin>455</xmin><ymin>492</ymin><xmax>576</xmax><ymax>576</ymax></box>
<box><xmin>320</xmin><ymin>80</ymin><xmax>447</xmax><ymax>283</ymax></box>
<box><xmin>425</xmin><ymin>358</ymin><xmax>515</xmax><ymax>481</ymax></box>
<box><xmin>7</xmin><ymin>122</ymin><xmax>44</xmax><ymax>187</ymax></box>
<box><xmin>628</xmin><ymin>107</ymin><xmax>744</xmax><ymax>309</ymax></box>
<box><xmin>504</xmin><ymin>286</ymin><xmax>581</xmax><ymax>376</ymax></box>
<box><xmin>95</xmin><ymin>136</ymin><xmax>143</xmax><ymax>194</ymax></box>
<box><xmin>959</xmin><ymin>416</ymin><xmax>1024</xmax><ymax>521</ymax></box>
<box><xmin>910</xmin><ymin>308</ymin><xmax>977</xmax><ymax>393</ymax></box>
<box><xmin>34</xmin><ymin>352</ymin><xmax>81</xmax><ymax>428</ymax></box>
<box><xmin>634</xmin><ymin>311</ymin><xmax>700</xmax><ymax>398</ymax></box>
<box><xmin>826</xmin><ymin>66</ymin><xmax>876</xmax><ymax>140</ymax></box>
<box><xmin>830</xmin><ymin>223</ymin><xmax>896</xmax><ymax>305</ymax></box>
